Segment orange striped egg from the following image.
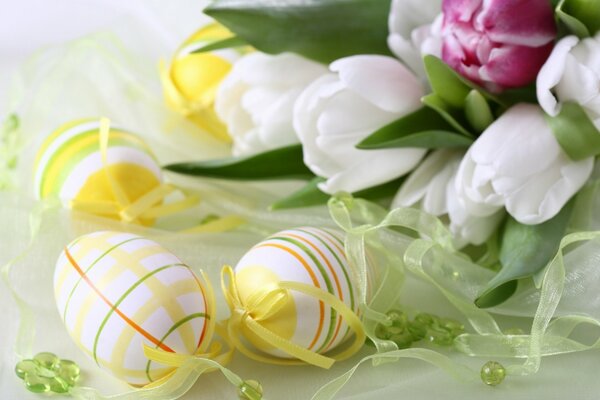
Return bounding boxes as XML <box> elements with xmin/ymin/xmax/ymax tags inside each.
<box><xmin>53</xmin><ymin>231</ymin><xmax>213</xmax><ymax>386</ymax></box>
<box><xmin>233</xmin><ymin>227</ymin><xmax>358</xmax><ymax>358</ymax></box>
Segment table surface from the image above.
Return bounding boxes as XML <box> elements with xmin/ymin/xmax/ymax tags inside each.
<box><xmin>1</xmin><ymin>1</ymin><xmax>599</xmax><ymax>399</ymax></box>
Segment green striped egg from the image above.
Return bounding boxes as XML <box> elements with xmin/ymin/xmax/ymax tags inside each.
<box><xmin>233</xmin><ymin>227</ymin><xmax>358</xmax><ymax>358</ymax></box>
<box><xmin>54</xmin><ymin>231</ymin><xmax>212</xmax><ymax>386</ymax></box>
<box><xmin>34</xmin><ymin>119</ymin><xmax>162</xmax><ymax>215</ymax></box>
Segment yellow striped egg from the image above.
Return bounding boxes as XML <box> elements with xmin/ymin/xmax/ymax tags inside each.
<box><xmin>162</xmin><ymin>23</ymin><xmax>245</xmax><ymax>141</ymax></box>
<box><xmin>233</xmin><ymin>227</ymin><xmax>358</xmax><ymax>358</ymax></box>
<box><xmin>53</xmin><ymin>231</ymin><xmax>213</xmax><ymax>386</ymax></box>
<box><xmin>34</xmin><ymin>119</ymin><xmax>162</xmax><ymax>223</ymax></box>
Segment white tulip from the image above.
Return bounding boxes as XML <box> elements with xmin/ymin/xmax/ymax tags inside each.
<box><xmin>393</xmin><ymin>149</ymin><xmax>504</xmax><ymax>247</ymax></box>
<box><xmin>455</xmin><ymin>103</ymin><xmax>594</xmax><ymax>225</ymax></box>
<box><xmin>537</xmin><ymin>33</ymin><xmax>600</xmax><ymax>126</ymax></box>
<box><xmin>393</xmin><ymin>149</ymin><xmax>462</xmax><ymax>216</ymax></box>
<box><xmin>215</xmin><ymin>52</ymin><xmax>328</xmax><ymax>156</ymax></box>
<box><xmin>294</xmin><ymin>55</ymin><xmax>427</xmax><ymax>194</ymax></box>
<box><xmin>388</xmin><ymin>0</ymin><xmax>443</xmax><ymax>79</ymax></box>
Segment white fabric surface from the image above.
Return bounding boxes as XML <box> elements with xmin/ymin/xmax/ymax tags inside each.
<box><xmin>1</xmin><ymin>1</ymin><xmax>600</xmax><ymax>399</ymax></box>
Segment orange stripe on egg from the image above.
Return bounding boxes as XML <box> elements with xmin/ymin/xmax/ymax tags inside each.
<box><xmin>256</xmin><ymin>243</ymin><xmax>326</xmax><ymax>352</ymax></box>
<box><xmin>282</xmin><ymin>233</ymin><xmax>345</xmax><ymax>352</ymax></box>
<box><xmin>64</xmin><ymin>247</ymin><xmax>175</xmax><ymax>353</ymax></box>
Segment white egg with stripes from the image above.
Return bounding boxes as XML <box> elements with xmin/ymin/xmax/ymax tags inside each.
<box><xmin>233</xmin><ymin>227</ymin><xmax>359</xmax><ymax>358</ymax></box>
<box><xmin>34</xmin><ymin>119</ymin><xmax>163</xmax><ymax>225</ymax></box>
<box><xmin>53</xmin><ymin>231</ymin><xmax>213</xmax><ymax>386</ymax></box>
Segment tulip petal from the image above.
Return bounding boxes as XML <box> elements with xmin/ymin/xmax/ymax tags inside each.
<box><xmin>330</xmin><ymin>55</ymin><xmax>424</xmax><ymax>113</ymax></box>
<box><xmin>536</xmin><ymin>36</ymin><xmax>579</xmax><ymax>117</ymax></box>
<box><xmin>504</xmin><ymin>156</ymin><xmax>593</xmax><ymax>225</ymax></box>
<box><xmin>477</xmin><ymin>0</ymin><xmax>556</xmax><ymax>47</ymax></box>
<box><xmin>293</xmin><ymin>74</ymin><xmax>343</xmax><ymax>177</ymax></box>
<box><xmin>318</xmin><ymin>148</ymin><xmax>426</xmax><ymax>194</ymax></box>
<box><xmin>393</xmin><ymin>149</ymin><xmax>458</xmax><ymax>209</ymax></box>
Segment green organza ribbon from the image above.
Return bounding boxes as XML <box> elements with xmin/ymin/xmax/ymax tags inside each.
<box><xmin>319</xmin><ymin>193</ymin><xmax>600</xmax><ymax>399</ymax></box>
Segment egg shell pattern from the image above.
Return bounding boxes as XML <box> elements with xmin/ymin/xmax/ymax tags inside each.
<box><xmin>34</xmin><ymin>119</ymin><xmax>162</xmax><ymax>205</ymax></box>
<box><xmin>233</xmin><ymin>227</ymin><xmax>358</xmax><ymax>358</ymax></box>
<box><xmin>54</xmin><ymin>231</ymin><xmax>211</xmax><ymax>386</ymax></box>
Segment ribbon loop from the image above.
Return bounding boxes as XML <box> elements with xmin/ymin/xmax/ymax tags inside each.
<box><xmin>221</xmin><ymin>265</ymin><xmax>365</xmax><ymax>370</ymax></box>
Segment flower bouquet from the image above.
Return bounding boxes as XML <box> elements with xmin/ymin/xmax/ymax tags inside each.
<box><xmin>4</xmin><ymin>0</ymin><xmax>600</xmax><ymax>399</ymax></box>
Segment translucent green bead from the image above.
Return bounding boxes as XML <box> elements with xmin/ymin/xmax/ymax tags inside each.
<box><xmin>375</xmin><ymin>323</ymin><xmax>392</xmax><ymax>340</ymax></box>
<box><xmin>407</xmin><ymin>322</ymin><xmax>427</xmax><ymax>341</ymax></box>
<box><xmin>24</xmin><ymin>375</ymin><xmax>52</xmax><ymax>393</ymax></box>
<box><xmin>414</xmin><ymin>313</ymin><xmax>437</xmax><ymax>326</ymax></box>
<box><xmin>387</xmin><ymin>310</ymin><xmax>408</xmax><ymax>326</ymax></box>
<box><xmin>426</xmin><ymin>328</ymin><xmax>453</xmax><ymax>346</ymax></box>
<box><xmin>440</xmin><ymin>318</ymin><xmax>464</xmax><ymax>335</ymax></box>
<box><xmin>481</xmin><ymin>361</ymin><xmax>506</xmax><ymax>386</ymax></box>
<box><xmin>238</xmin><ymin>379</ymin><xmax>263</xmax><ymax>400</ymax></box>
<box><xmin>15</xmin><ymin>359</ymin><xmax>38</xmax><ymax>379</ymax></box>
<box><xmin>56</xmin><ymin>360</ymin><xmax>81</xmax><ymax>386</ymax></box>
<box><xmin>15</xmin><ymin>354</ymin><xmax>81</xmax><ymax>394</ymax></box>
<box><xmin>34</xmin><ymin>352</ymin><xmax>60</xmax><ymax>371</ymax></box>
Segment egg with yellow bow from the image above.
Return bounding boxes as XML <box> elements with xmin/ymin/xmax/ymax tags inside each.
<box><xmin>225</xmin><ymin>227</ymin><xmax>365</xmax><ymax>368</ymax></box>
<box><xmin>34</xmin><ymin>118</ymin><xmax>164</xmax><ymax>224</ymax></box>
<box><xmin>54</xmin><ymin>231</ymin><xmax>214</xmax><ymax>386</ymax></box>
<box><xmin>162</xmin><ymin>23</ymin><xmax>245</xmax><ymax>142</ymax></box>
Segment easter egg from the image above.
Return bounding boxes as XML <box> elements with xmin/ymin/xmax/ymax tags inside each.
<box><xmin>53</xmin><ymin>231</ymin><xmax>213</xmax><ymax>386</ymax></box>
<box><xmin>34</xmin><ymin>119</ymin><xmax>163</xmax><ymax>223</ymax></box>
<box><xmin>162</xmin><ymin>23</ymin><xmax>244</xmax><ymax>141</ymax></box>
<box><xmin>233</xmin><ymin>227</ymin><xmax>359</xmax><ymax>358</ymax></box>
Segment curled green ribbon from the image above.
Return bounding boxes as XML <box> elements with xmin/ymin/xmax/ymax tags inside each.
<box><xmin>321</xmin><ymin>193</ymin><xmax>600</xmax><ymax>398</ymax></box>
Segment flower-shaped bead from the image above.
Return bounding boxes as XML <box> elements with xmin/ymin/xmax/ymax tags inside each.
<box><xmin>15</xmin><ymin>352</ymin><xmax>80</xmax><ymax>394</ymax></box>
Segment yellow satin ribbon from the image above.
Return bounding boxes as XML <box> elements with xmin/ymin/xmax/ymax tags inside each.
<box><xmin>68</xmin><ymin>117</ymin><xmax>204</xmax><ymax>226</ymax></box>
<box><xmin>221</xmin><ymin>265</ymin><xmax>366</xmax><ymax>369</ymax></box>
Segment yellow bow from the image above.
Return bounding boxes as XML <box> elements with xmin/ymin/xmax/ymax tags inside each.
<box><xmin>221</xmin><ymin>265</ymin><xmax>366</xmax><ymax>369</ymax></box>
<box><xmin>67</xmin><ymin>117</ymin><xmax>245</xmax><ymax>233</ymax></box>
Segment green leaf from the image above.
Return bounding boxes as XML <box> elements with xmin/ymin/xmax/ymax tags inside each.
<box><xmin>270</xmin><ymin>177</ymin><xmax>329</xmax><ymax>210</ymax></box>
<box><xmin>464</xmin><ymin>90</ymin><xmax>494</xmax><ymax>133</ymax></box>
<box><xmin>204</xmin><ymin>0</ymin><xmax>392</xmax><ymax>64</ymax></box>
<box><xmin>421</xmin><ymin>94</ymin><xmax>473</xmax><ymax>137</ymax></box>
<box><xmin>556</xmin><ymin>0</ymin><xmax>600</xmax><ymax>37</ymax></box>
<box><xmin>545</xmin><ymin>101</ymin><xmax>600</xmax><ymax>161</ymax></box>
<box><xmin>271</xmin><ymin>177</ymin><xmax>404</xmax><ymax>210</ymax></box>
<box><xmin>190</xmin><ymin>36</ymin><xmax>248</xmax><ymax>54</ymax></box>
<box><xmin>424</xmin><ymin>56</ymin><xmax>472</xmax><ymax>108</ymax></box>
<box><xmin>163</xmin><ymin>144</ymin><xmax>314</xmax><ymax>180</ymax></box>
<box><xmin>475</xmin><ymin>199</ymin><xmax>575</xmax><ymax>308</ymax></box>
<box><xmin>357</xmin><ymin>107</ymin><xmax>474</xmax><ymax>150</ymax></box>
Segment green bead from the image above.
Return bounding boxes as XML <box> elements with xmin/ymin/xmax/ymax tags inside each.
<box><xmin>481</xmin><ymin>361</ymin><xmax>506</xmax><ymax>386</ymax></box>
<box><xmin>390</xmin><ymin>332</ymin><xmax>414</xmax><ymax>349</ymax></box>
<box><xmin>24</xmin><ymin>375</ymin><xmax>51</xmax><ymax>393</ymax></box>
<box><xmin>426</xmin><ymin>328</ymin><xmax>453</xmax><ymax>346</ymax></box>
<box><xmin>375</xmin><ymin>323</ymin><xmax>392</xmax><ymax>340</ymax></box>
<box><xmin>387</xmin><ymin>310</ymin><xmax>408</xmax><ymax>326</ymax></box>
<box><xmin>34</xmin><ymin>352</ymin><xmax>59</xmax><ymax>370</ymax></box>
<box><xmin>49</xmin><ymin>378</ymin><xmax>70</xmax><ymax>394</ymax></box>
<box><xmin>56</xmin><ymin>360</ymin><xmax>80</xmax><ymax>386</ymax></box>
<box><xmin>414</xmin><ymin>313</ymin><xmax>437</xmax><ymax>326</ymax></box>
<box><xmin>440</xmin><ymin>318</ymin><xmax>464</xmax><ymax>335</ymax></box>
<box><xmin>407</xmin><ymin>322</ymin><xmax>427</xmax><ymax>341</ymax></box>
<box><xmin>15</xmin><ymin>360</ymin><xmax>38</xmax><ymax>379</ymax></box>
<box><xmin>238</xmin><ymin>379</ymin><xmax>263</xmax><ymax>400</ymax></box>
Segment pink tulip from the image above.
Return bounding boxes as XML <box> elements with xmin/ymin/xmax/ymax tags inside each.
<box><xmin>441</xmin><ymin>0</ymin><xmax>557</xmax><ymax>91</ymax></box>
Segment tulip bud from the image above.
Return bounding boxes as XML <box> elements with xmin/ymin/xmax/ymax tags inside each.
<box><xmin>441</xmin><ymin>0</ymin><xmax>557</xmax><ymax>91</ymax></box>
